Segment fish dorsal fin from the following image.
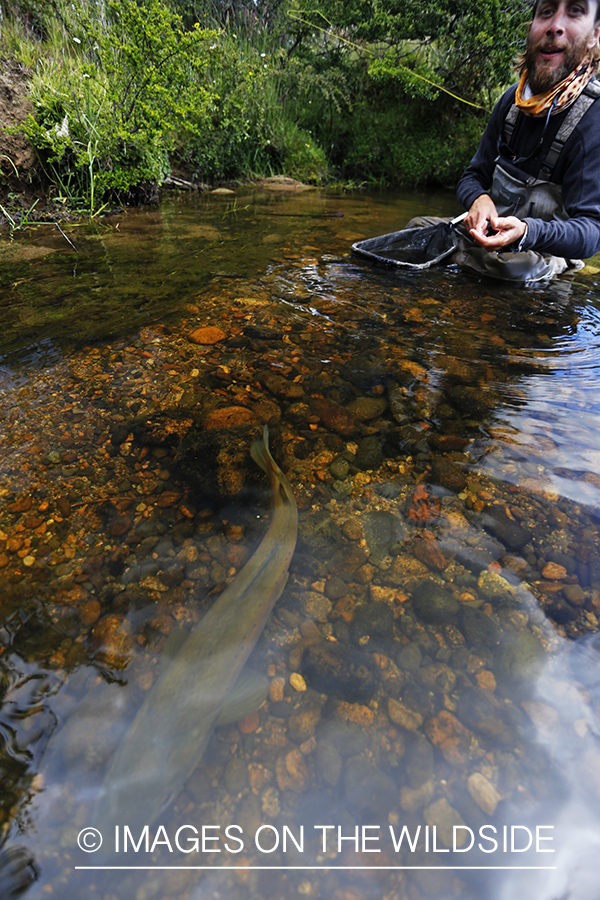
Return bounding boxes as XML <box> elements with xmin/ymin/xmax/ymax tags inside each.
<box><xmin>216</xmin><ymin>668</ymin><xmax>270</xmax><ymax>727</ymax></box>
<box><xmin>160</xmin><ymin>627</ymin><xmax>190</xmax><ymax>673</ymax></box>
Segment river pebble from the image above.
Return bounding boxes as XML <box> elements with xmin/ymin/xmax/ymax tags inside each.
<box><xmin>188</xmin><ymin>325</ymin><xmax>227</xmax><ymax>344</ymax></box>
<box><xmin>387</xmin><ymin>697</ymin><xmax>423</xmax><ymax>731</ymax></box>
<box><xmin>467</xmin><ymin>772</ymin><xmax>502</xmax><ymax>815</ymax></box>
<box><xmin>289</xmin><ymin>673</ymin><xmax>307</xmax><ymax>692</ymax></box>
<box><xmin>424</xmin><ymin>797</ymin><xmax>468</xmax><ymax>849</ymax></box>
<box><xmin>412</xmin><ymin>579</ymin><xmax>460</xmax><ymax>624</ymax></box>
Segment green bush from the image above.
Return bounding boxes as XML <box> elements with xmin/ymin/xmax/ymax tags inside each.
<box><xmin>20</xmin><ymin>0</ymin><xmax>218</xmax><ymax>209</ymax></box>
<box><xmin>271</xmin><ymin>0</ymin><xmax>529</xmax><ymax>184</ymax></box>
<box><xmin>302</xmin><ymin>88</ymin><xmax>486</xmax><ymax>187</ymax></box>
<box><xmin>177</xmin><ymin>35</ymin><xmax>275</xmax><ymax>181</ymax></box>
<box><xmin>178</xmin><ymin>34</ymin><xmax>327</xmax><ymax>183</ymax></box>
<box><xmin>2</xmin><ymin>0</ymin><xmax>533</xmax><ymax>203</ymax></box>
<box><xmin>13</xmin><ymin>0</ymin><xmax>327</xmax><ymax>201</ymax></box>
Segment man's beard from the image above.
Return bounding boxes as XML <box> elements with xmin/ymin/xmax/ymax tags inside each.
<box><xmin>525</xmin><ymin>34</ymin><xmax>592</xmax><ymax>94</ymax></box>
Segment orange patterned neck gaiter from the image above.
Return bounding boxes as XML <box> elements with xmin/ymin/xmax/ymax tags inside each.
<box><xmin>515</xmin><ymin>52</ymin><xmax>595</xmax><ymax>116</ymax></box>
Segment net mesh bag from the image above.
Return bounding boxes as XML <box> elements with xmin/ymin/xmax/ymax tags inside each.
<box><xmin>352</xmin><ymin>221</ymin><xmax>460</xmax><ymax>269</ymax></box>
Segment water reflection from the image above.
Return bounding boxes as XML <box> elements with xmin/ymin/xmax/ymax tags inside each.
<box><xmin>0</xmin><ymin>187</ymin><xmax>599</xmax><ymax>900</ymax></box>
<box><xmin>487</xmin><ymin>631</ymin><xmax>600</xmax><ymax>900</ymax></box>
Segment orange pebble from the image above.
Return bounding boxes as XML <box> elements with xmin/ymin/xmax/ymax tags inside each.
<box><xmin>237</xmin><ymin>711</ymin><xmax>260</xmax><ymax>734</ymax></box>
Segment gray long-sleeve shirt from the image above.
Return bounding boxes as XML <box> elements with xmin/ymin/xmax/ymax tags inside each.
<box><xmin>457</xmin><ymin>82</ymin><xmax>600</xmax><ymax>259</ymax></box>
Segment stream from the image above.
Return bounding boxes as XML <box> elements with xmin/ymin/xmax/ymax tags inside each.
<box><xmin>1</xmin><ymin>183</ymin><xmax>600</xmax><ymax>900</ymax></box>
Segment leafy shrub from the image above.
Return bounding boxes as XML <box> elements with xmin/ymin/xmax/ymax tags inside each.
<box><xmin>20</xmin><ymin>0</ymin><xmax>217</xmax><ymax>208</ymax></box>
<box><xmin>177</xmin><ymin>34</ymin><xmax>274</xmax><ymax>181</ymax></box>
<box><xmin>177</xmin><ymin>33</ymin><xmax>327</xmax><ymax>183</ymax></box>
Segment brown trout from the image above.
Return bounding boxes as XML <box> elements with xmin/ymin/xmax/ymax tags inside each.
<box><xmin>93</xmin><ymin>426</ymin><xmax>297</xmax><ymax>831</ymax></box>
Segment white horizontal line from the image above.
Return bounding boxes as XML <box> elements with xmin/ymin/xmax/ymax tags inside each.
<box><xmin>75</xmin><ymin>866</ymin><xmax>558</xmax><ymax>871</ymax></box>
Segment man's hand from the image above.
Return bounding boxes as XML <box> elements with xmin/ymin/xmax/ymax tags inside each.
<box><xmin>465</xmin><ymin>194</ymin><xmax>498</xmax><ymax>241</ymax></box>
<box><xmin>465</xmin><ymin>194</ymin><xmax>527</xmax><ymax>250</ymax></box>
<box><xmin>471</xmin><ymin>216</ymin><xmax>527</xmax><ymax>250</ymax></box>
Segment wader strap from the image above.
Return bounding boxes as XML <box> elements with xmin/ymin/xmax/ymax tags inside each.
<box><xmin>502</xmin><ymin>79</ymin><xmax>600</xmax><ymax>178</ymax></box>
<box><xmin>540</xmin><ymin>80</ymin><xmax>600</xmax><ymax>177</ymax></box>
<box><xmin>504</xmin><ymin>103</ymin><xmax>519</xmax><ymax>144</ymax></box>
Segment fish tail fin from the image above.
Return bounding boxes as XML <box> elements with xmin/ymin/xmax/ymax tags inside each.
<box><xmin>250</xmin><ymin>424</ymin><xmax>272</xmax><ymax>474</ymax></box>
<box><xmin>251</xmin><ymin>426</ymin><xmax>295</xmax><ymax>510</ymax></box>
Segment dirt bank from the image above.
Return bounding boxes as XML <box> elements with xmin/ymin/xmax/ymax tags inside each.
<box><xmin>0</xmin><ymin>57</ymin><xmax>37</xmax><ymax>192</ymax></box>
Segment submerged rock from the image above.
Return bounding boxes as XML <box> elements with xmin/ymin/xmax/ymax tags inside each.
<box><xmin>457</xmin><ymin>687</ymin><xmax>519</xmax><ymax>744</ymax></box>
<box><xmin>178</xmin><ymin>423</ymin><xmax>263</xmax><ymax>501</ymax></box>
<box><xmin>412</xmin><ymin>578</ymin><xmax>460</xmax><ymax>624</ymax></box>
<box><xmin>362</xmin><ymin>510</ymin><xmax>407</xmax><ymax>561</ymax></box>
<box><xmin>430</xmin><ymin>454</ymin><xmax>467</xmax><ymax>493</ymax></box>
<box><xmin>494</xmin><ymin>630</ymin><xmax>545</xmax><ymax>684</ymax></box>
<box><xmin>315</xmin><ymin>738</ymin><xmax>342</xmax><ymax>786</ymax></box>
<box><xmin>425</xmin><ymin>710</ymin><xmax>473</xmax><ymax>766</ymax></box>
<box><xmin>224</xmin><ymin>757</ymin><xmax>249</xmax><ymax>794</ymax></box>
<box><xmin>424</xmin><ymin>797</ymin><xmax>468</xmax><ymax>849</ymax></box>
<box><xmin>413</xmin><ymin>531</ymin><xmax>448</xmax><ymax>571</ymax></box>
<box><xmin>355</xmin><ymin>434</ymin><xmax>383</xmax><ymax>470</ymax></box>
<box><xmin>188</xmin><ymin>325</ymin><xmax>227</xmax><ymax>345</ymax></box>
<box><xmin>403</xmin><ymin>733</ymin><xmax>434</xmax><ymax>788</ymax></box>
<box><xmin>388</xmin><ymin>697</ymin><xmax>423</xmax><ymax>731</ymax></box>
<box><xmin>346</xmin><ymin>396</ymin><xmax>387</xmax><ymax>421</ymax></box>
<box><xmin>543</xmin><ymin>594</ymin><xmax>580</xmax><ymax>625</ymax></box>
<box><xmin>477</xmin><ymin>571</ymin><xmax>520</xmax><ymax>610</ymax></box>
<box><xmin>288</xmin><ymin>696</ymin><xmax>322</xmax><ymax>744</ymax></box>
<box><xmin>467</xmin><ymin>772</ymin><xmax>502</xmax><ymax>816</ymax></box>
<box><xmin>296</xmin><ymin>510</ymin><xmax>345</xmax><ymax>559</ymax></box>
<box><xmin>203</xmin><ymin>406</ymin><xmax>261</xmax><ymax>430</ymax></box>
<box><xmin>387</xmin><ymin>381</ymin><xmax>409</xmax><ymax>424</ymax></box>
<box><xmin>481</xmin><ymin>506</ymin><xmax>533</xmax><ymax>551</ymax></box>
<box><xmin>460</xmin><ymin>606</ymin><xmax>501</xmax><ymax>649</ymax></box>
<box><xmin>309</xmin><ymin>397</ymin><xmax>357</xmax><ymax>436</ymax></box>
<box><xmin>261</xmin><ymin>373</ymin><xmax>305</xmax><ymax>400</ymax></box>
<box><xmin>343</xmin><ymin>759</ymin><xmax>397</xmax><ymax>819</ymax></box>
<box><xmin>395</xmin><ymin>642</ymin><xmax>423</xmax><ymax>672</ymax></box>
<box><xmin>300</xmin><ymin>641</ymin><xmax>377</xmax><ymax>703</ymax></box>
<box><xmin>352</xmin><ymin>601</ymin><xmax>395</xmax><ymax>647</ymax></box>
<box><xmin>329</xmin><ymin>456</ymin><xmax>350</xmax><ymax>480</ymax></box>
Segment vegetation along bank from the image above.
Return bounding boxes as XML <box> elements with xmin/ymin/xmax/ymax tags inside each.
<box><xmin>0</xmin><ymin>0</ymin><xmax>531</xmax><ymax>220</ymax></box>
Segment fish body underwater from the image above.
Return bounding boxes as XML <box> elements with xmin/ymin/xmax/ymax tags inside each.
<box><xmin>93</xmin><ymin>427</ymin><xmax>298</xmax><ymax>832</ymax></box>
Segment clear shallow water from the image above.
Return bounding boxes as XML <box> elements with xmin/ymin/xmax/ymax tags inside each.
<box><xmin>1</xmin><ymin>186</ymin><xmax>600</xmax><ymax>900</ymax></box>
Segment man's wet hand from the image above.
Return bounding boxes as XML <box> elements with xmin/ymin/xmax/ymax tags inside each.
<box><xmin>471</xmin><ymin>215</ymin><xmax>526</xmax><ymax>250</ymax></box>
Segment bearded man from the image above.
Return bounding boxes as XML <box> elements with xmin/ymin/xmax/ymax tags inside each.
<box><xmin>455</xmin><ymin>0</ymin><xmax>600</xmax><ymax>280</ymax></box>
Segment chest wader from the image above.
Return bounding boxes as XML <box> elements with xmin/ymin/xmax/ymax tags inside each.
<box><xmin>454</xmin><ymin>80</ymin><xmax>600</xmax><ymax>283</ymax></box>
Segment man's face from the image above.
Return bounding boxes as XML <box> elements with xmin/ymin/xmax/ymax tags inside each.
<box><xmin>526</xmin><ymin>0</ymin><xmax>600</xmax><ymax>93</ymax></box>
